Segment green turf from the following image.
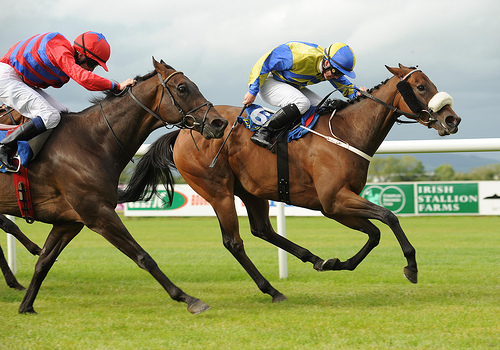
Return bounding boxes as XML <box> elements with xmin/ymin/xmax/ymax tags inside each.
<box><xmin>0</xmin><ymin>216</ymin><xmax>498</xmax><ymax>349</ymax></box>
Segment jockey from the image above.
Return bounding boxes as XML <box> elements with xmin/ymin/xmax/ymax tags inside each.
<box><xmin>0</xmin><ymin>31</ymin><xmax>136</xmax><ymax>171</ymax></box>
<box><xmin>243</xmin><ymin>41</ymin><xmax>366</xmax><ymax>150</ymax></box>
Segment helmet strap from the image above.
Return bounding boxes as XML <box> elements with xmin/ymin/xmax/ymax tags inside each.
<box><xmin>74</xmin><ymin>33</ymin><xmax>106</xmax><ymax>63</ymax></box>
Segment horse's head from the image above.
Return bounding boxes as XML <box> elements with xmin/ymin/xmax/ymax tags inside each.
<box><xmin>152</xmin><ymin>57</ymin><xmax>228</xmax><ymax>139</ymax></box>
<box><xmin>386</xmin><ymin>64</ymin><xmax>461</xmax><ymax>136</ymax></box>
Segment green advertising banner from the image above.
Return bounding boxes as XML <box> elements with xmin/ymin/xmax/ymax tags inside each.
<box><xmin>416</xmin><ymin>183</ymin><xmax>479</xmax><ymax>214</ymax></box>
<box><xmin>361</xmin><ymin>182</ymin><xmax>480</xmax><ymax>215</ymax></box>
<box><xmin>361</xmin><ymin>184</ymin><xmax>415</xmax><ymax>214</ymax></box>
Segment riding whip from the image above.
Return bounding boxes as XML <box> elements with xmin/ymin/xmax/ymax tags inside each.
<box><xmin>209</xmin><ymin>105</ymin><xmax>246</xmax><ymax>168</ymax></box>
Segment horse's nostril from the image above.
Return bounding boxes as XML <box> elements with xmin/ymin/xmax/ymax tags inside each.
<box><xmin>446</xmin><ymin>115</ymin><xmax>460</xmax><ymax>127</ymax></box>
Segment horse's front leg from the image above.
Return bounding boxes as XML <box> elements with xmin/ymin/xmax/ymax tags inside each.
<box><xmin>240</xmin><ymin>192</ymin><xmax>326</xmax><ymax>270</ymax></box>
<box><xmin>214</xmin><ymin>194</ymin><xmax>286</xmax><ymax>303</ymax></box>
<box><xmin>322</xmin><ymin>190</ymin><xmax>418</xmax><ymax>283</ymax></box>
<box><xmin>19</xmin><ymin>222</ymin><xmax>83</xmax><ymax>313</ymax></box>
<box><xmin>0</xmin><ymin>214</ymin><xmax>42</xmax><ymax>255</ymax></box>
<box><xmin>0</xmin><ymin>245</ymin><xmax>25</xmax><ymax>290</ymax></box>
<box><xmin>85</xmin><ymin>207</ymin><xmax>209</xmax><ymax>314</ymax></box>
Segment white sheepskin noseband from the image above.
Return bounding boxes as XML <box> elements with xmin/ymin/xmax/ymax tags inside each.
<box><xmin>428</xmin><ymin>92</ymin><xmax>454</xmax><ymax>112</ymax></box>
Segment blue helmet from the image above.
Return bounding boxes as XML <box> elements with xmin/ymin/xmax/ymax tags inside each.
<box><xmin>324</xmin><ymin>43</ymin><xmax>356</xmax><ymax>78</ymax></box>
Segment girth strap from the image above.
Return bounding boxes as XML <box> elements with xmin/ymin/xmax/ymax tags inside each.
<box><xmin>276</xmin><ymin>131</ymin><xmax>291</xmax><ymax>204</ymax></box>
<box><xmin>13</xmin><ymin>164</ymin><xmax>35</xmax><ymax>224</ymax></box>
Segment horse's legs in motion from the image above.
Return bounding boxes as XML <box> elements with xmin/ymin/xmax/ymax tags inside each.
<box><xmin>213</xmin><ymin>192</ymin><xmax>286</xmax><ymax>302</ymax></box>
<box><xmin>0</xmin><ymin>215</ymin><xmax>42</xmax><ymax>290</ymax></box>
<box><xmin>0</xmin><ymin>245</ymin><xmax>25</xmax><ymax>290</ymax></box>
<box><xmin>322</xmin><ymin>189</ymin><xmax>418</xmax><ymax>283</ymax></box>
<box><xmin>0</xmin><ymin>214</ymin><xmax>42</xmax><ymax>255</ymax></box>
<box><xmin>85</xmin><ymin>207</ymin><xmax>209</xmax><ymax>314</ymax></box>
<box><xmin>240</xmin><ymin>191</ymin><xmax>326</xmax><ymax>268</ymax></box>
<box><xmin>19</xmin><ymin>222</ymin><xmax>83</xmax><ymax>313</ymax></box>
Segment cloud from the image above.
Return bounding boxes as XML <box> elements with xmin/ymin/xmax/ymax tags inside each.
<box><xmin>1</xmin><ymin>0</ymin><xmax>499</xmax><ymax>146</ymax></box>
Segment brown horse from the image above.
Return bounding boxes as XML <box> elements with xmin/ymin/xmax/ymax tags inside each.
<box><xmin>119</xmin><ymin>64</ymin><xmax>461</xmax><ymax>303</ymax></box>
<box><xmin>0</xmin><ymin>58</ymin><xmax>228</xmax><ymax>314</ymax></box>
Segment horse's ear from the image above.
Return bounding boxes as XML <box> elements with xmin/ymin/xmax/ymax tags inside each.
<box><xmin>386</xmin><ymin>65</ymin><xmax>404</xmax><ymax>79</ymax></box>
<box><xmin>152</xmin><ymin>56</ymin><xmax>162</xmax><ymax>71</ymax></box>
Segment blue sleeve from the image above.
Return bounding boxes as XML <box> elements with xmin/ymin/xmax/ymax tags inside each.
<box><xmin>248</xmin><ymin>44</ymin><xmax>294</xmax><ymax>96</ymax></box>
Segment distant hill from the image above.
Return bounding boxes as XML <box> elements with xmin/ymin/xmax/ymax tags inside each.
<box><xmin>375</xmin><ymin>152</ymin><xmax>500</xmax><ymax>173</ymax></box>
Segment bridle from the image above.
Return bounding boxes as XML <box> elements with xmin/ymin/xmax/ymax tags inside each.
<box><xmin>101</xmin><ymin>70</ymin><xmax>214</xmax><ymax>159</ymax></box>
<box><xmin>128</xmin><ymin>71</ymin><xmax>213</xmax><ymax>135</ymax></box>
<box><xmin>357</xmin><ymin>69</ymin><xmax>444</xmax><ymax>127</ymax></box>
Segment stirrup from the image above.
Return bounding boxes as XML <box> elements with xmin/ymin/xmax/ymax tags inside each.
<box><xmin>4</xmin><ymin>154</ymin><xmax>21</xmax><ymax>173</ymax></box>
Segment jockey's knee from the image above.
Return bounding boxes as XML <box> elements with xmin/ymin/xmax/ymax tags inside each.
<box><xmin>293</xmin><ymin>99</ymin><xmax>311</xmax><ymax>115</ymax></box>
<box><xmin>40</xmin><ymin>111</ymin><xmax>60</xmax><ymax>129</ymax></box>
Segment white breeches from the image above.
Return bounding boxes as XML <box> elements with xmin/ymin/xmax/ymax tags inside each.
<box><xmin>258</xmin><ymin>75</ymin><xmax>323</xmax><ymax>114</ymax></box>
<box><xmin>0</xmin><ymin>62</ymin><xmax>70</xmax><ymax>129</ymax></box>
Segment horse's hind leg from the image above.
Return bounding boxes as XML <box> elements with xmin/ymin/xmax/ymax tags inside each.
<box><xmin>0</xmin><ymin>214</ymin><xmax>42</xmax><ymax>255</ymax></box>
<box><xmin>0</xmin><ymin>244</ymin><xmax>25</xmax><ymax>290</ymax></box>
<box><xmin>85</xmin><ymin>207</ymin><xmax>209</xmax><ymax>315</ymax></box>
<box><xmin>323</xmin><ymin>190</ymin><xmax>417</xmax><ymax>283</ymax></box>
<box><xmin>213</xmin><ymin>193</ymin><xmax>286</xmax><ymax>303</ymax></box>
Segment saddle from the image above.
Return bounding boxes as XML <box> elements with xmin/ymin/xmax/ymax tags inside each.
<box><xmin>240</xmin><ymin>99</ymin><xmax>348</xmax><ymax>204</ymax></box>
<box><xmin>0</xmin><ymin>120</ymin><xmax>52</xmax><ymax>223</ymax></box>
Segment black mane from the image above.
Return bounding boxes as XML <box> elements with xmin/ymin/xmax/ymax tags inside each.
<box><xmin>318</xmin><ymin>78</ymin><xmax>392</xmax><ymax>113</ymax></box>
<box><xmin>89</xmin><ymin>62</ymin><xmax>176</xmax><ymax>106</ymax></box>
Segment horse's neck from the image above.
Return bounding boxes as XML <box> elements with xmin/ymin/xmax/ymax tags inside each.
<box><xmin>67</xmin><ymin>79</ymin><xmax>161</xmax><ymax>160</ymax></box>
<box><xmin>331</xmin><ymin>80</ymin><xmax>399</xmax><ymax>156</ymax></box>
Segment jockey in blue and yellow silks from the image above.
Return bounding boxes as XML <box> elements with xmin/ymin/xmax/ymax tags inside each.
<box><xmin>243</xmin><ymin>41</ymin><xmax>366</xmax><ymax>150</ymax></box>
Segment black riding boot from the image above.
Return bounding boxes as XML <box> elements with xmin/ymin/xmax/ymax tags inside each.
<box><xmin>250</xmin><ymin>103</ymin><xmax>301</xmax><ymax>149</ymax></box>
<box><xmin>0</xmin><ymin>118</ymin><xmax>46</xmax><ymax>171</ymax></box>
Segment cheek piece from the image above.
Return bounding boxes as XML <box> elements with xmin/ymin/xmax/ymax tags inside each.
<box><xmin>396</xmin><ymin>80</ymin><xmax>423</xmax><ymax>113</ymax></box>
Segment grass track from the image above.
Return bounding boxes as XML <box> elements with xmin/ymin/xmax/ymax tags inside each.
<box><xmin>0</xmin><ymin>215</ymin><xmax>498</xmax><ymax>349</ymax></box>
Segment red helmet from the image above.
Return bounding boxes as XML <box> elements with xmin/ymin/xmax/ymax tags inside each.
<box><xmin>73</xmin><ymin>31</ymin><xmax>111</xmax><ymax>71</ymax></box>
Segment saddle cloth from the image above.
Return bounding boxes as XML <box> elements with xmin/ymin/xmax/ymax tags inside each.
<box><xmin>237</xmin><ymin>104</ymin><xmax>320</xmax><ymax>142</ymax></box>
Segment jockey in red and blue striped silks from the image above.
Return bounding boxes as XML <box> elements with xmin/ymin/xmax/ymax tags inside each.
<box><xmin>0</xmin><ymin>31</ymin><xmax>136</xmax><ymax>171</ymax></box>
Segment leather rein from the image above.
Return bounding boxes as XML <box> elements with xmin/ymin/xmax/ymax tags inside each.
<box><xmin>101</xmin><ymin>70</ymin><xmax>214</xmax><ymax>159</ymax></box>
<box><xmin>356</xmin><ymin>69</ymin><xmax>438</xmax><ymax>127</ymax></box>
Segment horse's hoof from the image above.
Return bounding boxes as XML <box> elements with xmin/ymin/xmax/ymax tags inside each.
<box><xmin>19</xmin><ymin>307</ymin><xmax>37</xmax><ymax>314</ymax></box>
<box><xmin>7</xmin><ymin>281</ymin><xmax>26</xmax><ymax>291</ymax></box>
<box><xmin>187</xmin><ymin>299</ymin><xmax>210</xmax><ymax>315</ymax></box>
<box><xmin>272</xmin><ymin>293</ymin><xmax>288</xmax><ymax>303</ymax></box>
<box><xmin>404</xmin><ymin>267</ymin><xmax>418</xmax><ymax>284</ymax></box>
<box><xmin>314</xmin><ymin>258</ymin><xmax>340</xmax><ymax>271</ymax></box>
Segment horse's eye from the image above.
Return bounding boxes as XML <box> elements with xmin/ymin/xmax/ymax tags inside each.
<box><xmin>417</xmin><ymin>85</ymin><xmax>425</xmax><ymax>91</ymax></box>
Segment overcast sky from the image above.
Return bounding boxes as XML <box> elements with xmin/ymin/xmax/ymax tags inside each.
<box><xmin>2</xmin><ymin>0</ymin><xmax>499</xmax><ymax>158</ymax></box>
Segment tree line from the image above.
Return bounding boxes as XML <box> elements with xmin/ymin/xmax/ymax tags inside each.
<box><xmin>120</xmin><ymin>154</ymin><xmax>500</xmax><ymax>185</ymax></box>
<box><xmin>368</xmin><ymin>155</ymin><xmax>500</xmax><ymax>182</ymax></box>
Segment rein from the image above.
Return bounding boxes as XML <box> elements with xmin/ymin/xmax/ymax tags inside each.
<box><xmin>129</xmin><ymin>71</ymin><xmax>213</xmax><ymax>133</ymax></box>
<box><xmin>303</xmin><ymin>68</ymin><xmax>448</xmax><ymax>162</ymax></box>
<box><xmin>101</xmin><ymin>70</ymin><xmax>215</xmax><ymax>159</ymax></box>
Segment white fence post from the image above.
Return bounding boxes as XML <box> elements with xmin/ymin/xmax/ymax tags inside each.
<box><xmin>276</xmin><ymin>202</ymin><xmax>288</xmax><ymax>279</ymax></box>
<box><xmin>6</xmin><ymin>215</ymin><xmax>16</xmax><ymax>274</ymax></box>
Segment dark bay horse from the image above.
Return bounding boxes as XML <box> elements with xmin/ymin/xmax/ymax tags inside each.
<box><xmin>0</xmin><ymin>58</ymin><xmax>227</xmax><ymax>314</ymax></box>
<box><xmin>119</xmin><ymin>64</ymin><xmax>461</xmax><ymax>303</ymax></box>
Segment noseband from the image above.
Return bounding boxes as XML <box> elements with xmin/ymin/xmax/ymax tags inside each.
<box><xmin>129</xmin><ymin>71</ymin><xmax>213</xmax><ymax>135</ymax></box>
<box><xmin>358</xmin><ymin>69</ymin><xmax>452</xmax><ymax>127</ymax></box>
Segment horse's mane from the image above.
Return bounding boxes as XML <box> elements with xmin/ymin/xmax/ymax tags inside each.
<box><xmin>319</xmin><ymin>78</ymin><xmax>391</xmax><ymax>113</ymax></box>
<box><xmin>89</xmin><ymin>62</ymin><xmax>176</xmax><ymax>106</ymax></box>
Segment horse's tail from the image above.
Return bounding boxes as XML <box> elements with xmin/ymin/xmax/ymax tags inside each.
<box><xmin>118</xmin><ymin>129</ymin><xmax>180</xmax><ymax>206</ymax></box>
